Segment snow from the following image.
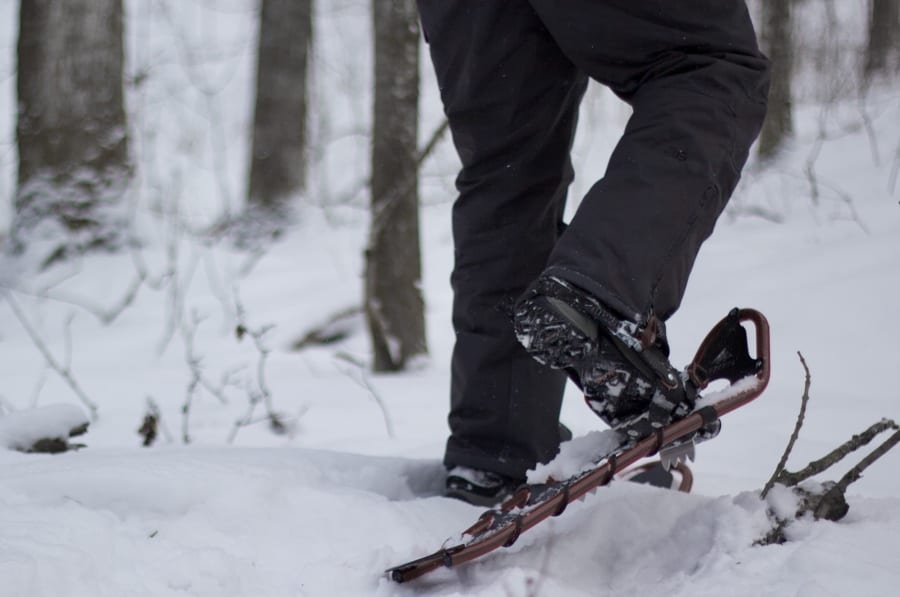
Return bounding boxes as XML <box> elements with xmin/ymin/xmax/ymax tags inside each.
<box><xmin>0</xmin><ymin>404</ymin><xmax>89</xmax><ymax>451</ymax></box>
<box><xmin>528</xmin><ymin>430</ymin><xmax>623</xmax><ymax>484</ymax></box>
<box><xmin>0</xmin><ymin>1</ymin><xmax>899</xmax><ymax>595</ymax></box>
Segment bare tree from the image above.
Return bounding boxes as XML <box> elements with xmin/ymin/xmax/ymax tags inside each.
<box><xmin>245</xmin><ymin>0</ymin><xmax>313</xmax><ymax>228</ymax></box>
<box><xmin>864</xmin><ymin>0</ymin><xmax>899</xmax><ymax>78</ymax></box>
<box><xmin>757</xmin><ymin>0</ymin><xmax>794</xmax><ymax>162</ymax></box>
<box><xmin>13</xmin><ymin>0</ymin><xmax>131</xmax><ymax>267</ymax></box>
<box><xmin>365</xmin><ymin>0</ymin><xmax>426</xmax><ymax>371</ymax></box>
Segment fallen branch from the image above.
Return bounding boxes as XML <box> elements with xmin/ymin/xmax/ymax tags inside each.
<box><xmin>291</xmin><ymin>306</ymin><xmax>362</xmax><ymax>350</ymax></box>
<box><xmin>761</xmin><ymin>352</ymin><xmax>811</xmax><ymax>498</ymax></box>
<box><xmin>775</xmin><ymin>418</ymin><xmax>899</xmax><ymax>488</ymax></box>
<box><xmin>759</xmin><ymin>353</ymin><xmax>900</xmax><ymax>543</ymax></box>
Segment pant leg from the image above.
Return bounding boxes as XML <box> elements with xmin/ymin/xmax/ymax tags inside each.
<box><xmin>530</xmin><ymin>0</ymin><xmax>770</xmax><ymax>322</ymax></box>
<box><xmin>418</xmin><ymin>1</ymin><xmax>588</xmax><ymax>479</ymax></box>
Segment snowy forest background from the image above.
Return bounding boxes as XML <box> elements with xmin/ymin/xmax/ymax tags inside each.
<box><xmin>0</xmin><ymin>1</ymin><xmax>899</xmax><ymax>596</ymax></box>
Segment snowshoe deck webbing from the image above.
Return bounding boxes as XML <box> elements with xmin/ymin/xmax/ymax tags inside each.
<box><xmin>387</xmin><ymin>308</ymin><xmax>770</xmax><ymax>584</ymax></box>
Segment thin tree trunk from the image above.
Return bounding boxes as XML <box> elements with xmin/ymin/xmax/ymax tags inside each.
<box><xmin>757</xmin><ymin>0</ymin><xmax>794</xmax><ymax>162</ymax></box>
<box><xmin>365</xmin><ymin>0</ymin><xmax>426</xmax><ymax>371</ymax></box>
<box><xmin>864</xmin><ymin>0</ymin><xmax>899</xmax><ymax>78</ymax></box>
<box><xmin>246</xmin><ymin>0</ymin><xmax>312</xmax><ymax>220</ymax></box>
<box><xmin>14</xmin><ymin>0</ymin><xmax>131</xmax><ymax>266</ymax></box>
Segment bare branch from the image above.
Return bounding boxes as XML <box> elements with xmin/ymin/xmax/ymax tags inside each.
<box><xmin>856</xmin><ymin>93</ymin><xmax>881</xmax><ymax>166</ymax></box>
<box><xmin>179</xmin><ymin>312</ymin><xmax>234</xmax><ymax>444</ymax></box>
<box><xmin>776</xmin><ymin>418</ymin><xmax>900</xmax><ymax>487</ymax></box>
<box><xmin>890</xmin><ymin>137</ymin><xmax>900</xmax><ymax>195</ymax></box>
<box><xmin>291</xmin><ymin>306</ymin><xmax>362</xmax><ymax>350</ymax></box>
<box><xmin>0</xmin><ymin>274</ymin><xmax>144</xmax><ymax>325</ymax></box>
<box><xmin>330</xmin><ymin>118</ymin><xmax>450</xmax><ymax>210</ymax></box>
<box><xmin>182</xmin><ymin>377</ymin><xmax>199</xmax><ymax>444</ymax></box>
<box><xmin>226</xmin><ymin>291</ymin><xmax>297</xmax><ymax>443</ymax></box>
<box><xmin>3</xmin><ymin>292</ymin><xmax>99</xmax><ymax>420</ymax></box>
<box><xmin>761</xmin><ymin>351</ymin><xmax>811</xmax><ymax>498</ymax></box>
<box><xmin>417</xmin><ymin>119</ymin><xmax>450</xmax><ymax>170</ymax></box>
<box><xmin>833</xmin><ymin>426</ymin><xmax>900</xmax><ymax>493</ymax></box>
<box><xmin>334</xmin><ymin>351</ymin><xmax>394</xmax><ymax>438</ymax></box>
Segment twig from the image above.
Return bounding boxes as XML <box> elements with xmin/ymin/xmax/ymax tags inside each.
<box><xmin>155</xmin><ymin>0</ymin><xmax>245</xmax><ymax>217</ymax></box>
<box><xmin>833</xmin><ymin>427</ymin><xmax>900</xmax><ymax>493</ymax></box>
<box><xmin>291</xmin><ymin>306</ymin><xmax>362</xmax><ymax>350</ymax></box>
<box><xmin>29</xmin><ymin>368</ymin><xmax>48</xmax><ymax>408</ymax></box>
<box><xmin>182</xmin><ymin>377</ymin><xmax>199</xmax><ymax>444</ymax></box>
<box><xmin>856</xmin><ymin>92</ymin><xmax>881</xmax><ymax>166</ymax></box>
<box><xmin>761</xmin><ymin>352</ymin><xmax>811</xmax><ymax>498</ymax></box>
<box><xmin>331</xmin><ymin>118</ymin><xmax>450</xmax><ymax>209</ymax></box>
<box><xmin>157</xmin><ymin>215</ymin><xmax>199</xmax><ymax>355</ymax></box>
<box><xmin>3</xmin><ymin>293</ymin><xmax>99</xmax><ymax>420</ymax></box>
<box><xmin>804</xmin><ymin>114</ymin><xmax>827</xmax><ymax>205</ymax></box>
<box><xmin>368</xmin><ymin>119</ymin><xmax>451</xmax><ymax>250</ymax></box>
<box><xmin>776</xmin><ymin>418</ymin><xmax>900</xmax><ymax>487</ymax></box>
<box><xmin>62</xmin><ymin>312</ymin><xmax>75</xmax><ymax>370</ymax></box>
<box><xmin>417</xmin><ymin>119</ymin><xmax>450</xmax><ymax>170</ymax></box>
<box><xmin>335</xmin><ymin>351</ymin><xmax>395</xmax><ymax>438</ymax></box>
<box><xmin>235</xmin><ymin>295</ymin><xmax>277</xmax><ymax>417</ymax></box>
<box><xmin>181</xmin><ymin>313</ymin><xmax>230</xmax><ymax>405</ymax></box>
<box><xmin>889</xmin><ymin>137</ymin><xmax>900</xmax><ymax>195</ymax></box>
<box><xmin>226</xmin><ymin>394</ymin><xmax>258</xmax><ymax>444</ymax></box>
<box><xmin>0</xmin><ymin>274</ymin><xmax>145</xmax><ymax>325</ymax></box>
<box><xmin>146</xmin><ymin>396</ymin><xmax>174</xmax><ymax>444</ymax></box>
<box><xmin>227</xmin><ymin>291</ymin><xmax>296</xmax><ymax>442</ymax></box>
<box><xmin>179</xmin><ymin>311</ymin><xmax>234</xmax><ymax>444</ymax></box>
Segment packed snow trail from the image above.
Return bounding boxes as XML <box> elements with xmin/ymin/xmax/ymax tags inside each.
<box><xmin>2</xmin><ymin>446</ymin><xmax>900</xmax><ymax>596</ymax></box>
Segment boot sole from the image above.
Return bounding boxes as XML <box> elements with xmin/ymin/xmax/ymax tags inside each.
<box><xmin>514</xmin><ymin>296</ymin><xmax>598</xmax><ymax>369</ymax></box>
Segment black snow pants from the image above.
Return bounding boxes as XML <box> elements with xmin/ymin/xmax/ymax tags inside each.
<box><xmin>417</xmin><ymin>0</ymin><xmax>770</xmax><ymax>479</ymax></box>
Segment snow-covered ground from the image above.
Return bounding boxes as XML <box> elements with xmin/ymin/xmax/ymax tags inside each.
<box><xmin>1</xmin><ymin>2</ymin><xmax>899</xmax><ymax>596</ymax></box>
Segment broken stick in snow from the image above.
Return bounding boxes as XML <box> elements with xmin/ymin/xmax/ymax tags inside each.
<box><xmin>758</xmin><ymin>352</ymin><xmax>900</xmax><ymax>543</ymax></box>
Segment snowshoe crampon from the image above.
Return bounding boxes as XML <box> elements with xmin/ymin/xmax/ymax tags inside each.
<box><xmin>386</xmin><ymin>308</ymin><xmax>770</xmax><ymax>583</ymax></box>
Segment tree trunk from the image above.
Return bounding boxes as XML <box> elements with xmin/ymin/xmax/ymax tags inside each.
<box><xmin>365</xmin><ymin>0</ymin><xmax>426</xmax><ymax>371</ymax></box>
<box><xmin>864</xmin><ymin>0</ymin><xmax>899</xmax><ymax>78</ymax></box>
<box><xmin>757</xmin><ymin>0</ymin><xmax>794</xmax><ymax>162</ymax></box>
<box><xmin>14</xmin><ymin>0</ymin><xmax>131</xmax><ymax>266</ymax></box>
<box><xmin>246</xmin><ymin>0</ymin><xmax>312</xmax><ymax>222</ymax></box>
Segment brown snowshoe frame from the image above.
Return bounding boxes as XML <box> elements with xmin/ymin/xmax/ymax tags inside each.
<box><xmin>387</xmin><ymin>308</ymin><xmax>770</xmax><ymax>583</ymax></box>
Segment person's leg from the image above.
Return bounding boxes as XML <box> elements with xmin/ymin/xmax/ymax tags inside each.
<box><xmin>417</xmin><ymin>1</ymin><xmax>588</xmax><ymax>479</ymax></box>
<box><xmin>508</xmin><ymin>1</ymin><xmax>769</xmax><ymax>437</ymax></box>
<box><xmin>530</xmin><ymin>0</ymin><xmax>770</xmax><ymax>322</ymax></box>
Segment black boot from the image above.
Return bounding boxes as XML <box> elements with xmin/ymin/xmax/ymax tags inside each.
<box><xmin>513</xmin><ymin>276</ymin><xmax>703</xmax><ymax>443</ymax></box>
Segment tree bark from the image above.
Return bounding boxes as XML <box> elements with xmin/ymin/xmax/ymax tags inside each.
<box><xmin>757</xmin><ymin>0</ymin><xmax>794</xmax><ymax>162</ymax></box>
<box><xmin>864</xmin><ymin>0</ymin><xmax>899</xmax><ymax>78</ymax></box>
<box><xmin>14</xmin><ymin>0</ymin><xmax>131</xmax><ymax>266</ymax></box>
<box><xmin>365</xmin><ymin>0</ymin><xmax>426</xmax><ymax>371</ymax></box>
<box><xmin>246</xmin><ymin>0</ymin><xmax>312</xmax><ymax>220</ymax></box>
